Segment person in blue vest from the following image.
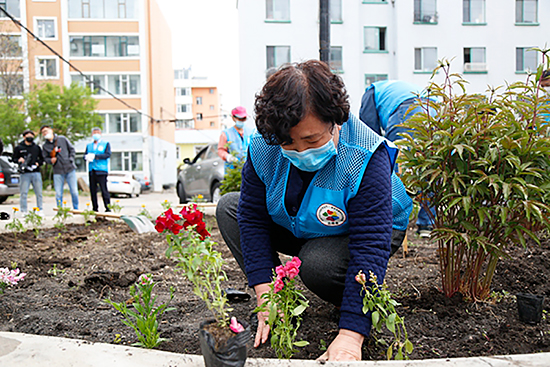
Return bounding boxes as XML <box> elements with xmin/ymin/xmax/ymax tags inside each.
<box><xmin>359</xmin><ymin>80</ymin><xmax>435</xmax><ymax>238</ymax></box>
<box><xmin>217</xmin><ymin>106</ymin><xmax>253</xmax><ymax>171</ymax></box>
<box><xmin>216</xmin><ymin>60</ymin><xmax>412</xmax><ymax>361</ymax></box>
<box><xmin>84</xmin><ymin>127</ymin><xmax>112</xmax><ymax>212</ymax></box>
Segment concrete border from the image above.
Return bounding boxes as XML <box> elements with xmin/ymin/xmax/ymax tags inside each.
<box><xmin>1</xmin><ymin>332</ymin><xmax>549</xmax><ymax>367</ymax></box>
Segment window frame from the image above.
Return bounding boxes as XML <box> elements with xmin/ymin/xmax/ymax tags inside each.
<box><xmin>330</xmin><ymin>0</ymin><xmax>343</xmax><ymax>23</ymax></box>
<box><xmin>463</xmin><ymin>47</ymin><xmax>487</xmax><ymax>73</ymax></box>
<box><xmin>196</xmin><ymin>113</ymin><xmax>203</xmax><ymax>121</ymax></box>
<box><xmin>69</xmin><ymin>35</ymin><xmax>140</xmax><ymax>58</ymax></box>
<box><xmin>414</xmin><ymin>0</ymin><xmax>438</xmax><ymax>24</ymax></box>
<box><xmin>196</xmin><ymin>96</ymin><xmax>202</xmax><ymax>105</ymax></box>
<box><xmin>0</xmin><ymin>0</ymin><xmax>21</xmax><ymax>19</ymax></box>
<box><xmin>515</xmin><ymin>47</ymin><xmax>538</xmax><ymax>73</ymax></box>
<box><xmin>515</xmin><ymin>0</ymin><xmax>538</xmax><ymax>25</ymax></box>
<box><xmin>34</xmin><ymin>17</ymin><xmax>58</xmax><ymax>41</ymax></box>
<box><xmin>363</xmin><ymin>26</ymin><xmax>387</xmax><ymax>53</ymax></box>
<box><xmin>36</xmin><ymin>56</ymin><xmax>59</xmax><ymax>79</ymax></box>
<box><xmin>110</xmin><ymin>151</ymin><xmax>143</xmax><ymax>172</ymax></box>
<box><xmin>414</xmin><ymin>47</ymin><xmax>438</xmax><ymax>73</ymax></box>
<box><xmin>365</xmin><ymin>74</ymin><xmax>388</xmax><ymax>88</ymax></box>
<box><xmin>329</xmin><ymin>46</ymin><xmax>343</xmax><ymax>73</ymax></box>
<box><xmin>463</xmin><ymin>0</ymin><xmax>486</xmax><ymax>25</ymax></box>
<box><xmin>265</xmin><ymin>0</ymin><xmax>290</xmax><ymax>22</ymax></box>
<box><xmin>266</xmin><ymin>45</ymin><xmax>291</xmax><ymax>69</ymax></box>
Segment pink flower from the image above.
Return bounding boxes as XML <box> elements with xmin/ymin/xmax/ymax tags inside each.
<box><xmin>283</xmin><ymin>257</ymin><xmax>302</xmax><ymax>280</ymax></box>
<box><xmin>275</xmin><ymin>265</ymin><xmax>286</xmax><ymax>278</ymax></box>
<box><xmin>286</xmin><ymin>266</ymin><xmax>299</xmax><ymax>280</ymax></box>
<box><xmin>355</xmin><ymin>271</ymin><xmax>367</xmax><ymax>285</ymax></box>
<box><xmin>138</xmin><ymin>274</ymin><xmax>153</xmax><ymax>286</ymax></box>
<box><xmin>0</xmin><ymin>268</ymin><xmax>26</xmax><ymax>286</ymax></box>
<box><xmin>229</xmin><ymin>317</ymin><xmax>245</xmax><ymax>333</ymax></box>
<box><xmin>273</xmin><ymin>278</ymin><xmax>285</xmax><ymax>293</ymax></box>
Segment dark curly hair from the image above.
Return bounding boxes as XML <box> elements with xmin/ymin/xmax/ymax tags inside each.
<box><xmin>254</xmin><ymin>60</ymin><xmax>350</xmax><ymax>145</ymax></box>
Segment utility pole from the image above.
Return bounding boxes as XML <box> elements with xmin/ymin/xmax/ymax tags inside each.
<box><xmin>319</xmin><ymin>0</ymin><xmax>330</xmax><ymax>63</ymax></box>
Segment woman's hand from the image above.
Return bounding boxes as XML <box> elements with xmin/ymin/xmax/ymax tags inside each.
<box><xmin>316</xmin><ymin>329</ymin><xmax>364</xmax><ymax>361</ymax></box>
<box><xmin>253</xmin><ymin>283</ymin><xmax>271</xmax><ymax>348</ymax></box>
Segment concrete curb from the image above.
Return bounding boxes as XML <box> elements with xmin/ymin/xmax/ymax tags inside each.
<box><xmin>1</xmin><ymin>332</ymin><xmax>549</xmax><ymax>367</ymax></box>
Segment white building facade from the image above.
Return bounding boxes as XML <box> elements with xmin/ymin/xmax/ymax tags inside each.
<box><xmin>238</xmin><ymin>0</ymin><xmax>550</xmax><ymax>115</ymax></box>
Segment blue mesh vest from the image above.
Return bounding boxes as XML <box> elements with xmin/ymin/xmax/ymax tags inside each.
<box><xmin>223</xmin><ymin>126</ymin><xmax>253</xmax><ymax>170</ymax></box>
<box><xmin>86</xmin><ymin>140</ymin><xmax>109</xmax><ymax>172</ymax></box>
<box><xmin>249</xmin><ymin>113</ymin><xmax>412</xmax><ymax>238</ymax></box>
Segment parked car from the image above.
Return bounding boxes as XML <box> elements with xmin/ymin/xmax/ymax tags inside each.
<box><xmin>177</xmin><ymin>143</ymin><xmax>224</xmax><ymax>204</ymax></box>
<box><xmin>0</xmin><ymin>155</ymin><xmax>20</xmax><ymax>204</ymax></box>
<box><xmin>107</xmin><ymin>172</ymin><xmax>142</xmax><ymax>198</ymax></box>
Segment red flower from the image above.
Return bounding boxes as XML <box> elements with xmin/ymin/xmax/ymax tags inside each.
<box><xmin>180</xmin><ymin>204</ymin><xmax>211</xmax><ymax>240</ymax></box>
<box><xmin>155</xmin><ymin>208</ymin><xmax>184</xmax><ymax>234</ymax></box>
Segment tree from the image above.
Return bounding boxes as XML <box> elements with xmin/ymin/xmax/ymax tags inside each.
<box><xmin>0</xmin><ymin>98</ymin><xmax>26</xmax><ymax>150</ymax></box>
<box><xmin>26</xmin><ymin>83</ymin><xmax>103</xmax><ymax>143</ymax></box>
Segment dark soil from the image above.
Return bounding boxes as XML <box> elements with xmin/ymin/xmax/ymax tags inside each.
<box><xmin>1</xmin><ymin>217</ymin><xmax>549</xmax><ymax>360</ymax></box>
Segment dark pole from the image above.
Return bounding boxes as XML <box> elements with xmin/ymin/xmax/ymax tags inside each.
<box><xmin>319</xmin><ymin>0</ymin><xmax>330</xmax><ymax>63</ymax></box>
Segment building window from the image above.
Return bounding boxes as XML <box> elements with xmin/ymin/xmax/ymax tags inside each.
<box><xmin>69</xmin><ymin>36</ymin><xmax>139</xmax><ymax>57</ymax></box>
<box><xmin>463</xmin><ymin>47</ymin><xmax>487</xmax><ymax>72</ymax></box>
<box><xmin>210</xmin><ymin>121</ymin><xmax>215</xmax><ymax>127</ymax></box>
<box><xmin>0</xmin><ymin>74</ymin><xmax>23</xmax><ymax>96</ymax></box>
<box><xmin>174</xmin><ymin>69</ymin><xmax>190</xmax><ymax>80</ymax></box>
<box><xmin>266</xmin><ymin>0</ymin><xmax>289</xmax><ymax>21</ymax></box>
<box><xmin>71</xmin><ymin>74</ymin><xmax>106</xmax><ymax>95</ymax></box>
<box><xmin>175</xmin><ymin>119</ymin><xmax>194</xmax><ymax>129</ymax></box>
<box><xmin>176</xmin><ymin>146</ymin><xmax>180</xmax><ymax>160</ymax></box>
<box><xmin>176</xmin><ymin>87</ymin><xmax>190</xmax><ymax>96</ymax></box>
<box><xmin>414</xmin><ymin>0</ymin><xmax>437</xmax><ymax>23</ymax></box>
<box><xmin>516</xmin><ymin>47</ymin><xmax>538</xmax><ymax>72</ymax></box>
<box><xmin>177</xmin><ymin>104</ymin><xmax>191</xmax><ymax>113</ymax></box>
<box><xmin>210</xmin><ymin>105</ymin><xmax>215</xmax><ymax>110</ymax></box>
<box><xmin>414</xmin><ymin>47</ymin><xmax>437</xmax><ymax>72</ymax></box>
<box><xmin>196</xmin><ymin>113</ymin><xmax>203</xmax><ymax>121</ymax></box>
<box><xmin>0</xmin><ymin>35</ymin><xmax>22</xmax><ymax>57</ymax></box>
<box><xmin>111</xmin><ymin>151</ymin><xmax>143</xmax><ymax>171</ymax></box>
<box><xmin>365</xmin><ymin>74</ymin><xmax>388</xmax><ymax>88</ymax></box>
<box><xmin>107</xmin><ymin>74</ymin><xmax>140</xmax><ymax>95</ymax></box>
<box><xmin>209</xmin><ymin>88</ymin><xmax>214</xmax><ymax>94</ymax></box>
<box><xmin>463</xmin><ymin>0</ymin><xmax>485</xmax><ymax>24</ymax></box>
<box><xmin>196</xmin><ymin>96</ymin><xmax>202</xmax><ymax>105</ymax></box>
<box><xmin>331</xmin><ymin>0</ymin><xmax>342</xmax><ymax>22</ymax></box>
<box><xmin>36</xmin><ymin>19</ymin><xmax>56</xmax><ymax>40</ymax></box>
<box><xmin>516</xmin><ymin>0</ymin><xmax>537</xmax><ymax>23</ymax></box>
<box><xmin>106</xmin><ymin>113</ymin><xmax>141</xmax><ymax>133</ymax></box>
<box><xmin>330</xmin><ymin>46</ymin><xmax>343</xmax><ymax>72</ymax></box>
<box><xmin>364</xmin><ymin>27</ymin><xmax>386</xmax><ymax>52</ymax></box>
<box><xmin>0</xmin><ymin>0</ymin><xmax>20</xmax><ymax>18</ymax></box>
<box><xmin>266</xmin><ymin>45</ymin><xmax>290</xmax><ymax>69</ymax></box>
<box><xmin>36</xmin><ymin>57</ymin><xmax>58</xmax><ymax>79</ymax></box>
<box><xmin>68</xmin><ymin>0</ymin><xmax>138</xmax><ymax>19</ymax></box>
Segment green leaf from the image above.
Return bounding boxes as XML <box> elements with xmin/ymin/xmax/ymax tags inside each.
<box><xmin>292</xmin><ymin>304</ymin><xmax>307</xmax><ymax>316</ymax></box>
<box><xmin>293</xmin><ymin>340</ymin><xmax>309</xmax><ymax>347</ymax></box>
<box><xmin>386</xmin><ymin>313</ymin><xmax>396</xmax><ymax>333</ymax></box>
<box><xmin>404</xmin><ymin>339</ymin><xmax>414</xmax><ymax>353</ymax></box>
<box><xmin>372</xmin><ymin>311</ymin><xmax>380</xmax><ymax>326</ymax></box>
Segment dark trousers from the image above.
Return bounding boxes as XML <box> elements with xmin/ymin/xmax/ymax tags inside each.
<box><xmin>216</xmin><ymin>192</ymin><xmax>405</xmax><ymax>306</ymax></box>
<box><xmin>89</xmin><ymin>170</ymin><xmax>110</xmax><ymax>211</ymax></box>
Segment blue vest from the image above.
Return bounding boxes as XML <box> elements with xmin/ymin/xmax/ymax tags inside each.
<box><xmin>249</xmin><ymin>114</ymin><xmax>412</xmax><ymax>238</ymax></box>
<box><xmin>223</xmin><ymin>125</ymin><xmax>252</xmax><ymax>170</ymax></box>
<box><xmin>371</xmin><ymin>80</ymin><xmax>423</xmax><ymax>129</ymax></box>
<box><xmin>86</xmin><ymin>140</ymin><xmax>109</xmax><ymax>172</ymax></box>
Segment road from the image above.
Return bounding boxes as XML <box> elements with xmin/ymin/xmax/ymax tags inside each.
<box><xmin>0</xmin><ymin>189</ymin><xmax>216</xmax><ymax>232</ymax></box>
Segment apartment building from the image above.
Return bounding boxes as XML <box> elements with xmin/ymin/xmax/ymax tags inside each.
<box><xmin>0</xmin><ymin>0</ymin><xmax>176</xmax><ymax>191</ymax></box>
<box><xmin>238</xmin><ymin>0</ymin><xmax>550</xmax><ymax>115</ymax></box>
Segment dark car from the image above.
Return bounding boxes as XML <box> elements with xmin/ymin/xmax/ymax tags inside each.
<box><xmin>176</xmin><ymin>143</ymin><xmax>224</xmax><ymax>204</ymax></box>
<box><xmin>0</xmin><ymin>155</ymin><xmax>20</xmax><ymax>204</ymax></box>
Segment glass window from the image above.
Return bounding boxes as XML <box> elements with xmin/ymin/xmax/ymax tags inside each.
<box><xmin>71</xmin><ymin>74</ymin><xmax>106</xmax><ymax>95</ymax></box>
<box><xmin>365</xmin><ymin>74</ymin><xmax>388</xmax><ymax>88</ymax></box>
<box><xmin>266</xmin><ymin>45</ymin><xmax>290</xmax><ymax>69</ymax></box>
<box><xmin>0</xmin><ymin>35</ymin><xmax>22</xmax><ymax>57</ymax></box>
<box><xmin>70</xmin><ymin>36</ymin><xmax>138</xmax><ymax>57</ymax></box>
<box><xmin>196</xmin><ymin>113</ymin><xmax>203</xmax><ymax>121</ymax></box>
<box><xmin>68</xmin><ymin>0</ymin><xmax>138</xmax><ymax>19</ymax></box>
<box><xmin>108</xmin><ymin>113</ymin><xmax>141</xmax><ymax>133</ymax></box>
<box><xmin>364</xmin><ymin>27</ymin><xmax>386</xmax><ymax>51</ymax></box>
<box><xmin>0</xmin><ymin>0</ymin><xmax>21</xmax><ymax>18</ymax></box>
<box><xmin>176</xmin><ymin>87</ymin><xmax>190</xmax><ymax>96</ymax></box>
<box><xmin>463</xmin><ymin>47</ymin><xmax>487</xmax><ymax>71</ymax></box>
<box><xmin>414</xmin><ymin>47</ymin><xmax>437</xmax><ymax>72</ymax></box>
<box><xmin>516</xmin><ymin>47</ymin><xmax>538</xmax><ymax>72</ymax></box>
<box><xmin>107</xmin><ymin>74</ymin><xmax>140</xmax><ymax>95</ymax></box>
<box><xmin>177</xmin><ymin>104</ymin><xmax>190</xmax><ymax>113</ymax></box>
<box><xmin>331</xmin><ymin>0</ymin><xmax>342</xmax><ymax>22</ymax></box>
<box><xmin>37</xmin><ymin>19</ymin><xmax>56</xmax><ymax>39</ymax></box>
<box><xmin>0</xmin><ymin>74</ymin><xmax>23</xmax><ymax>96</ymax></box>
<box><xmin>463</xmin><ymin>0</ymin><xmax>485</xmax><ymax>23</ymax></box>
<box><xmin>196</xmin><ymin>96</ymin><xmax>202</xmax><ymax>105</ymax></box>
<box><xmin>414</xmin><ymin>0</ymin><xmax>437</xmax><ymax>23</ymax></box>
<box><xmin>209</xmin><ymin>88</ymin><xmax>214</xmax><ymax>94</ymax></box>
<box><xmin>330</xmin><ymin>46</ymin><xmax>343</xmax><ymax>72</ymax></box>
<box><xmin>210</xmin><ymin>105</ymin><xmax>214</xmax><ymax>110</ymax></box>
<box><xmin>266</xmin><ymin>0</ymin><xmax>289</xmax><ymax>21</ymax></box>
<box><xmin>516</xmin><ymin>0</ymin><xmax>537</xmax><ymax>23</ymax></box>
<box><xmin>37</xmin><ymin>57</ymin><xmax>58</xmax><ymax>78</ymax></box>
<box><xmin>175</xmin><ymin>119</ymin><xmax>194</xmax><ymax>129</ymax></box>
<box><xmin>110</xmin><ymin>152</ymin><xmax>142</xmax><ymax>171</ymax></box>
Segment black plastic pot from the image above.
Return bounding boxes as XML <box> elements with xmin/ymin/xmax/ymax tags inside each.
<box><xmin>516</xmin><ymin>293</ymin><xmax>545</xmax><ymax>324</ymax></box>
<box><xmin>198</xmin><ymin>319</ymin><xmax>250</xmax><ymax>367</ymax></box>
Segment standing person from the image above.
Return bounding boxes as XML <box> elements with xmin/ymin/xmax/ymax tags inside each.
<box><xmin>217</xmin><ymin>106</ymin><xmax>253</xmax><ymax>171</ymax></box>
<box><xmin>216</xmin><ymin>61</ymin><xmax>412</xmax><ymax>361</ymax></box>
<box><xmin>359</xmin><ymin>80</ymin><xmax>435</xmax><ymax>237</ymax></box>
<box><xmin>13</xmin><ymin>129</ymin><xmax>44</xmax><ymax>213</ymax></box>
<box><xmin>84</xmin><ymin>127</ymin><xmax>111</xmax><ymax>212</ymax></box>
<box><xmin>40</xmin><ymin>124</ymin><xmax>79</xmax><ymax>210</ymax></box>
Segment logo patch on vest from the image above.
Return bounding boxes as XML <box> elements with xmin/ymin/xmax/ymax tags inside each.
<box><xmin>316</xmin><ymin>204</ymin><xmax>346</xmax><ymax>227</ymax></box>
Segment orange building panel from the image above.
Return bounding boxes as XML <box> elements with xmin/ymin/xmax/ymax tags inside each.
<box><xmin>69</xmin><ymin>60</ymin><xmax>141</xmax><ymax>73</ymax></box>
<box><xmin>96</xmin><ymin>98</ymin><xmax>141</xmax><ymax>111</ymax></box>
<box><xmin>68</xmin><ymin>21</ymin><xmax>140</xmax><ymax>34</ymax></box>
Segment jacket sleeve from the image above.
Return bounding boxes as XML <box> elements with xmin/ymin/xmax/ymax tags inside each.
<box><xmin>64</xmin><ymin>137</ymin><xmax>76</xmax><ymax>161</ymax></box>
<box><xmin>94</xmin><ymin>142</ymin><xmax>111</xmax><ymax>160</ymax></box>
<box><xmin>218</xmin><ymin>132</ymin><xmax>229</xmax><ymax>161</ymax></box>
<box><xmin>36</xmin><ymin>146</ymin><xmax>44</xmax><ymax>166</ymax></box>
<box><xmin>237</xmin><ymin>157</ymin><xmax>275</xmax><ymax>287</ymax></box>
<box><xmin>13</xmin><ymin>145</ymin><xmax>21</xmax><ymax>161</ymax></box>
<box><xmin>338</xmin><ymin>145</ymin><xmax>393</xmax><ymax>337</ymax></box>
<box><xmin>42</xmin><ymin>143</ymin><xmax>53</xmax><ymax>165</ymax></box>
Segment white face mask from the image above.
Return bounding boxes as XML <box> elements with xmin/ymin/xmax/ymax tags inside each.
<box><xmin>45</xmin><ymin>133</ymin><xmax>53</xmax><ymax>141</ymax></box>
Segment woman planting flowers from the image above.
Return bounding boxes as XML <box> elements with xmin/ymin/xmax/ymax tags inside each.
<box><xmin>216</xmin><ymin>60</ymin><xmax>412</xmax><ymax>361</ymax></box>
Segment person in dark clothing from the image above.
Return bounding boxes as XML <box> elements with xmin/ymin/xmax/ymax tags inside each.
<box><xmin>216</xmin><ymin>61</ymin><xmax>412</xmax><ymax>361</ymax></box>
<box><xmin>40</xmin><ymin>125</ymin><xmax>79</xmax><ymax>210</ymax></box>
<box><xmin>84</xmin><ymin>127</ymin><xmax>111</xmax><ymax>212</ymax></box>
<box><xmin>13</xmin><ymin>129</ymin><xmax>44</xmax><ymax>213</ymax></box>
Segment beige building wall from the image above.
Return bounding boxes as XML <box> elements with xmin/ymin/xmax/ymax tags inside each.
<box><xmin>192</xmin><ymin>86</ymin><xmax>221</xmax><ymax>130</ymax></box>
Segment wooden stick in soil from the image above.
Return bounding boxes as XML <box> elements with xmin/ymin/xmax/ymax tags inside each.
<box><xmin>52</xmin><ymin>208</ymin><xmax>122</xmax><ymax>219</ymax></box>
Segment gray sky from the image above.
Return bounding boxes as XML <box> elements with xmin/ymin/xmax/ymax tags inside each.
<box><xmin>156</xmin><ymin>0</ymin><xmax>240</xmax><ymax>114</ymax></box>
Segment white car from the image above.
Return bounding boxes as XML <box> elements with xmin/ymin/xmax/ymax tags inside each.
<box><xmin>107</xmin><ymin>172</ymin><xmax>142</xmax><ymax>198</ymax></box>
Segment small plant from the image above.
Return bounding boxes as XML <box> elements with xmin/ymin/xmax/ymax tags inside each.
<box><xmin>82</xmin><ymin>203</ymin><xmax>96</xmax><ymax>225</ymax></box>
<box><xmin>5</xmin><ymin>207</ymin><xmax>25</xmax><ymax>235</ymax></box>
<box><xmin>138</xmin><ymin>204</ymin><xmax>152</xmax><ymax>220</ymax></box>
<box><xmin>0</xmin><ymin>267</ymin><xmax>26</xmax><ymax>294</ymax></box>
<box><xmin>254</xmin><ymin>257</ymin><xmax>309</xmax><ymax>359</ymax></box>
<box><xmin>190</xmin><ymin>194</ymin><xmax>206</xmax><ymax>203</ymax></box>
<box><xmin>48</xmin><ymin>264</ymin><xmax>65</xmax><ymax>277</ymax></box>
<box><xmin>24</xmin><ymin>207</ymin><xmax>43</xmax><ymax>237</ymax></box>
<box><xmin>356</xmin><ymin>270</ymin><xmax>412</xmax><ymax>360</ymax></box>
<box><xmin>105</xmin><ymin>274</ymin><xmax>175</xmax><ymax>349</ymax></box>
<box><xmin>53</xmin><ymin>201</ymin><xmax>72</xmax><ymax>229</ymax></box>
<box><xmin>220</xmin><ymin>159</ymin><xmax>244</xmax><ymax>196</ymax></box>
<box><xmin>107</xmin><ymin>200</ymin><xmax>123</xmax><ymax>214</ymax></box>
<box><xmin>160</xmin><ymin>200</ymin><xmax>172</xmax><ymax>211</ymax></box>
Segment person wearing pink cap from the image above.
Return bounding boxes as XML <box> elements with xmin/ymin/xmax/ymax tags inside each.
<box><xmin>217</xmin><ymin>106</ymin><xmax>253</xmax><ymax>171</ymax></box>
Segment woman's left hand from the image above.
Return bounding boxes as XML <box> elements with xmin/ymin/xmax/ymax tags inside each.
<box><xmin>316</xmin><ymin>329</ymin><xmax>364</xmax><ymax>362</ymax></box>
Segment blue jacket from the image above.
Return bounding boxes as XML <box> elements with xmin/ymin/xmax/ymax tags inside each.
<box><xmin>223</xmin><ymin>125</ymin><xmax>253</xmax><ymax>170</ymax></box>
<box><xmin>85</xmin><ymin>140</ymin><xmax>111</xmax><ymax>173</ymax></box>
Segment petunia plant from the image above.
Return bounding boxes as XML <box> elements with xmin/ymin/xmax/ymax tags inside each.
<box><xmin>0</xmin><ymin>267</ymin><xmax>26</xmax><ymax>294</ymax></box>
<box><xmin>254</xmin><ymin>257</ymin><xmax>309</xmax><ymax>359</ymax></box>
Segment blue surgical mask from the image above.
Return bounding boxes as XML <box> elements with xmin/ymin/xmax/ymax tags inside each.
<box><xmin>281</xmin><ymin>139</ymin><xmax>337</xmax><ymax>172</ymax></box>
<box><xmin>235</xmin><ymin>121</ymin><xmax>245</xmax><ymax>129</ymax></box>
<box><xmin>93</xmin><ymin>134</ymin><xmax>101</xmax><ymax>141</ymax></box>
